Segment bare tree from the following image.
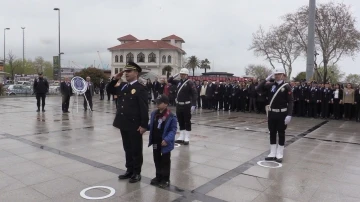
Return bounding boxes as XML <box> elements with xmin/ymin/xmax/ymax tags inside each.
<box><xmin>284</xmin><ymin>2</ymin><xmax>360</xmax><ymax>84</ymax></box>
<box><xmin>7</xmin><ymin>51</ymin><xmax>17</xmax><ymax>81</ymax></box>
<box><xmin>249</xmin><ymin>25</ymin><xmax>301</xmax><ymax>78</ymax></box>
<box><xmin>245</xmin><ymin>64</ymin><xmax>272</xmax><ymax>79</ymax></box>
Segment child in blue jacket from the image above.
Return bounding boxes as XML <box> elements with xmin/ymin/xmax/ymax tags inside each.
<box><xmin>148</xmin><ymin>95</ymin><xmax>177</xmax><ymax>188</ymax></box>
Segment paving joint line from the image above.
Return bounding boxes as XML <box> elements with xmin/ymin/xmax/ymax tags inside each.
<box><xmin>1</xmin><ymin>132</ymin><xmax>225</xmax><ymax>202</ymax></box>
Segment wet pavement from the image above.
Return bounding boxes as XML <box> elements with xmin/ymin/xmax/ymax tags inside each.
<box><xmin>1</xmin><ymin>96</ymin><xmax>360</xmax><ymax>201</ymax></box>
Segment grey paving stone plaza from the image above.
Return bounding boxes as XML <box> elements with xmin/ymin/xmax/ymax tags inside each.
<box><xmin>1</xmin><ymin>95</ymin><xmax>360</xmax><ymax>202</ymax></box>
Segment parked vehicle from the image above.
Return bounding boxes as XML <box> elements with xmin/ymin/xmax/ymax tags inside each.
<box><xmin>6</xmin><ymin>84</ymin><xmax>32</xmax><ymax>95</ymax></box>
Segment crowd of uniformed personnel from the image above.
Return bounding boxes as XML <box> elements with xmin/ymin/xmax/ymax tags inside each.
<box><xmin>143</xmin><ymin>77</ymin><xmax>360</xmax><ymax>122</ymax></box>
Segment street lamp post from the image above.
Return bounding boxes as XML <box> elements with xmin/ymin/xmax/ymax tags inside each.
<box><xmin>21</xmin><ymin>27</ymin><xmax>25</xmax><ymax>73</ymax></box>
<box><xmin>3</xmin><ymin>28</ymin><xmax>10</xmax><ymax>66</ymax></box>
<box><xmin>54</xmin><ymin>8</ymin><xmax>61</xmax><ymax>80</ymax></box>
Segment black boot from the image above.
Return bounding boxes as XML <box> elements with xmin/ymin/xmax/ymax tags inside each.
<box><xmin>158</xmin><ymin>179</ymin><xmax>170</xmax><ymax>188</ymax></box>
<box><xmin>150</xmin><ymin>176</ymin><xmax>161</xmax><ymax>186</ymax></box>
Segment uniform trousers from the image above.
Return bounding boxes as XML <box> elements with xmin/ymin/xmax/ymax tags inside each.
<box><xmin>268</xmin><ymin>111</ymin><xmax>287</xmax><ymax>146</ymax></box>
<box><xmin>176</xmin><ymin>104</ymin><xmax>191</xmax><ymax>131</ymax></box>
<box><xmin>321</xmin><ymin>101</ymin><xmax>330</xmax><ymax>118</ymax></box>
<box><xmin>201</xmin><ymin>96</ymin><xmax>207</xmax><ymax>109</ymax></box>
<box><xmin>344</xmin><ymin>103</ymin><xmax>353</xmax><ymax>119</ymax></box>
<box><xmin>249</xmin><ymin>97</ymin><xmax>257</xmax><ymax>112</ymax></box>
<box><xmin>36</xmin><ymin>93</ymin><xmax>46</xmax><ymax>110</ymax></box>
<box><xmin>83</xmin><ymin>94</ymin><xmax>93</xmax><ymax>110</ymax></box>
<box><xmin>333</xmin><ymin>99</ymin><xmax>341</xmax><ymax>119</ymax></box>
<box><xmin>153</xmin><ymin>143</ymin><xmax>171</xmax><ymax>181</ymax></box>
<box><xmin>100</xmin><ymin>90</ymin><xmax>104</xmax><ymax>100</ymax></box>
<box><xmin>62</xmin><ymin>95</ymin><xmax>70</xmax><ymax>112</ymax></box>
<box><xmin>297</xmin><ymin>100</ymin><xmax>306</xmax><ymax>116</ymax></box>
<box><xmin>308</xmin><ymin>101</ymin><xmax>318</xmax><ymax>118</ymax></box>
<box><xmin>224</xmin><ymin>96</ymin><xmax>231</xmax><ymax>110</ymax></box>
<box><xmin>120</xmin><ymin>129</ymin><xmax>143</xmax><ymax>174</ymax></box>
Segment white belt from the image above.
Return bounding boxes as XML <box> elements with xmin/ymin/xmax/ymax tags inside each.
<box><xmin>176</xmin><ymin>101</ymin><xmax>191</xmax><ymax>105</ymax></box>
<box><xmin>269</xmin><ymin>108</ymin><xmax>287</xmax><ymax>112</ymax></box>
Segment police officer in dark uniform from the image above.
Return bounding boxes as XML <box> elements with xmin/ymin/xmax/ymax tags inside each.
<box><xmin>33</xmin><ymin>72</ymin><xmax>49</xmax><ymax>112</ymax></box>
<box><xmin>223</xmin><ymin>80</ymin><xmax>232</xmax><ymax>111</ymax></box>
<box><xmin>321</xmin><ymin>82</ymin><xmax>332</xmax><ymax>119</ymax></box>
<box><xmin>99</xmin><ymin>79</ymin><xmax>105</xmax><ymax>100</ymax></box>
<box><xmin>108</xmin><ymin>61</ymin><xmax>149</xmax><ymax>183</ymax></box>
<box><xmin>297</xmin><ymin>80</ymin><xmax>308</xmax><ymax>117</ymax></box>
<box><xmin>168</xmin><ymin>68</ymin><xmax>197</xmax><ymax>145</ymax></box>
<box><xmin>257</xmin><ymin>68</ymin><xmax>294</xmax><ymax>163</ymax></box>
<box><xmin>307</xmin><ymin>81</ymin><xmax>320</xmax><ymax>118</ymax></box>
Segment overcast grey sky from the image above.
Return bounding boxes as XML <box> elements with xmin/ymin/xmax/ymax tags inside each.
<box><xmin>1</xmin><ymin>0</ymin><xmax>360</xmax><ymax>77</ymax></box>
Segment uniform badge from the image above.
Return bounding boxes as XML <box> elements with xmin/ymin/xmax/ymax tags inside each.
<box><xmin>131</xmin><ymin>89</ymin><xmax>136</xmax><ymax>94</ymax></box>
<box><xmin>271</xmin><ymin>85</ymin><xmax>276</xmax><ymax>92</ymax></box>
<box><xmin>281</xmin><ymin>88</ymin><xmax>285</xmax><ymax>92</ymax></box>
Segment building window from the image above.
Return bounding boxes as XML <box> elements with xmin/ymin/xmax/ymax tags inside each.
<box><xmin>149</xmin><ymin>52</ymin><xmax>156</xmax><ymax>63</ymax></box>
<box><xmin>137</xmin><ymin>52</ymin><xmax>145</xmax><ymax>63</ymax></box>
<box><xmin>115</xmin><ymin>68</ymin><xmax>119</xmax><ymax>74</ymax></box>
<box><xmin>162</xmin><ymin>55</ymin><xmax>166</xmax><ymax>63</ymax></box>
<box><xmin>167</xmin><ymin>55</ymin><xmax>171</xmax><ymax>63</ymax></box>
<box><xmin>115</xmin><ymin>55</ymin><xmax>119</xmax><ymax>63</ymax></box>
<box><xmin>120</xmin><ymin>55</ymin><xmax>123</xmax><ymax>63</ymax></box>
<box><xmin>126</xmin><ymin>53</ymin><xmax>134</xmax><ymax>62</ymax></box>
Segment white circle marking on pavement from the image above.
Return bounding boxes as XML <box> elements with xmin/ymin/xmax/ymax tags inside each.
<box><xmin>257</xmin><ymin>161</ymin><xmax>282</xmax><ymax>168</ymax></box>
<box><xmin>80</xmin><ymin>186</ymin><xmax>116</xmax><ymax>200</ymax></box>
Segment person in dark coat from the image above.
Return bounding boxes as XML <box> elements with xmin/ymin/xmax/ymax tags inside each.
<box><xmin>332</xmin><ymin>83</ymin><xmax>343</xmax><ymax>120</ymax></box>
<box><xmin>206</xmin><ymin>80</ymin><xmax>215</xmax><ymax>110</ymax></box>
<box><xmin>84</xmin><ymin>76</ymin><xmax>94</xmax><ymax>111</ymax></box>
<box><xmin>146</xmin><ymin>79</ymin><xmax>153</xmax><ymax>104</ymax></box>
<box><xmin>168</xmin><ymin>83</ymin><xmax>177</xmax><ymax>106</ymax></box>
<box><xmin>33</xmin><ymin>72</ymin><xmax>49</xmax><ymax>112</ymax></box>
<box><xmin>106</xmin><ymin>77</ymin><xmax>113</xmax><ymax>101</ymax></box>
<box><xmin>321</xmin><ymin>82</ymin><xmax>332</xmax><ymax>119</ymax></box>
<box><xmin>108</xmin><ymin>61</ymin><xmax>149</xmax><ymax>183</ymax></box>
<box><xmin>99</xmin><ymin>79</ymin><xmax>105</xmax><ymax>100</ymax></box>
<box><xmin>256</xmin><ymin>80</ymin><xmax>266</xmax><ymax>114</ymax></box>
<box><xmin>307</xmin><ymin>81</ymin><xmax>320</xmax><ymax>118</ymax></box>
<box><xmin>153</xmin><ymin>78</ymin><xmax>160</xmax><ymax>100</ymax></box>
<box><xmin>195</xmin><ymin>80</ymin><xmax>202</xmax><ymax>108</ymax></box>
<box><xmin>60</xmin><ymin>77</ymin><xmax>73</xmax><ymax>113</ymax></box>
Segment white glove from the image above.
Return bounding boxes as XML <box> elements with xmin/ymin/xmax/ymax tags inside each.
<box><xmin>173</xmin><ymin>73</ymin><xmax>180</xmax><ymax>78</ymax></box>
<box><xmin>191</xmin><ymin>106</ymin><xmax>196</xmax><ymax>113</ymax></box>
<box><xmin>266</xmin><ymin>73</ymin><xmax>274</xmax><ymax>81</ymax></box>
<box><xmin>284</xmin><ymin>116</ymin><xmax>291</xmax><ymax>125</ymax></box>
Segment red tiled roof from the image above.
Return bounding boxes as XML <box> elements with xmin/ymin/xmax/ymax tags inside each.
<box><xmin>108</xmin><ymin>40</ymin><xmax>186</xmax><ymax>54</ymax></box>
<box><xmin>161</xmin><ymin>35</ymin><xmax>185</xmax><ymax>42</ymax></box>
<box><xmin>117</xmin><ymin>34</ymin><xmax>138</xmax><ymax>41</ymax></box>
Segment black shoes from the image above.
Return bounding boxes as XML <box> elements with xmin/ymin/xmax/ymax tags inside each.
<box><xmin>183</xmin><ymin>141</ymin><xmax>189</xmax><ymax>145</ymax></box>
<box><xmin>265</xmin><ymin>157</ymin><xmax>276</xmax><ymax>161</ymax></box>
<box><xmin>158</xmin><ymin>180</ymin><xmax>170</xmax><ymax>188</ymax></box>
<box><xmin>118</xmin><ymin>171</ymin><xmax>133</xmax><ymax>180</ymax></box>
<box><xmin>36</xmin><ymin>109</ymin><xmax>40</xmax><ymax>112</ymax></box>
<box><xmin>150</xmin><ymin>177</ymin><xmax>161</xmax><ymax>186</ymax></box>
<box><xmin>129</xmin><ymin>174</ymin><xmax>141</xmax><ymax>183</ymax></box>
<box><xmin>175</xmin><ymin>140</ymin><xmax>184</xmax><ymax>144</ymax></box>
<box><xmin>276</xmin><ymin>158</ymin><xmax>283</xmax><ymax>163</ymax></box>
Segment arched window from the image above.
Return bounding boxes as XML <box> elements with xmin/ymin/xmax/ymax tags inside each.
<box><xmin>162</xmin><ymin>55</ymin><xmax>166</xmax><ymax>63</ymax></box>
<box><xmin>126</xmin><ymin>53</ymin><xmax>134</xmax><ymax>62</ymax></box>
<box><xmin>115</xmin><ymin>55</ymin><xmax>119</xmax><ymax>63</ymax></box>
<box><xmin>167</xmin><ymin>55</ymin><xmax>172</xmax><ymax>63</ymax></box>
<box><xmin>149</xmin><ymin>52</ymin><xmax>156</xmax><ymax>63</ymax></box>
<box><xmin>137</xmin><ymin>52</ymin><xmax>145</xmax><ymax>63</ymax></box>
<box><xmin>120</xmin><ymin>55</ymin><xmax>123</xmax><ymax>63</ymax></box>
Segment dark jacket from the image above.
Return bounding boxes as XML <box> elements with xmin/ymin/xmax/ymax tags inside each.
<box><xmin>33</xmin><ymin>77</ymin><xmax>49</xmax><ymax>94</ymax></box>
<box><xmin>307</xmin><ymin>87</ymin><xmax>321</xmax><ymax>102</ymax></box>
<box><xmin>320</xmin><ymin>88</ymin><xmax>333</xmax><ymax>102</ymax></box>
<box><xmin>257</xmin><ymin>80</ymin><xmax>294</xmax><ymax>116</ymax></box>
<box><xmin>206</xmin><ymin>83</ymin><xmax>215</xmax><ymax>98</ymax></box>
<box><xmin>60</xmin><ymin>81</ymin><xmax>73</xmax><ymax>96</ymax></box>
<box><xmin>109</xmin><ymin>80</ymin><xmax>149</xmax><ymax>130</ymax></box>
<box><xmin>148</xmin><ymin>110</ymin><xmax>177</xmax><ymax>154</ymax></box>
<box><xmin>168</xmin><ymin>77</ymin><xmax>197</xmax><ymax>106</ymax></box>
<box><xmin>99</xmin><ymin>81</ymin><xmax>105</xmax><ymax>90</ymax></box>
<box><xmin>85</xmin><ymin>82</ymin><xmax>94</xmax><ymax>97</ymax></box>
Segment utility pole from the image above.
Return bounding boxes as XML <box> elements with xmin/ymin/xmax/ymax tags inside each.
<box><xmin>21</xmin><ymin>27</ymin><xmax>25</xmax><ymax>73</ymax></box>
<box><xmin>306</xmin><ymin>0</ymin><xmax>316</xmax><ymax>81</ymax></box>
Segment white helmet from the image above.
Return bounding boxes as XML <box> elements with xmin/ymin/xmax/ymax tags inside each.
<box><xmin>179</xmin><ymin>68</ymin><xmax>189</xmax><ymax>75</ymax></box>
<box><xmin>274</xmin><ymin>68</ymin><xmax>285</xmax><ymax>74</ymax></box>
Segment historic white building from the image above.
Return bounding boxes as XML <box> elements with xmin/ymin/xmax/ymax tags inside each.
<box><xmin>108</xmin><ymin>34</ymin><xmax>186</xmax><ymax>77</ymax></box>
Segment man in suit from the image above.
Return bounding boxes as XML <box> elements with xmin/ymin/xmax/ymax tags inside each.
<box><xmin>206</xmin><ymin>80</ymin><xmax>215</xmax><ymax>109</ymax></box>
<box><xmin>60</xmin><ymin>77</ymin><xmax>73</xmax><ymax>113</ymax></box>
<box><xmin>108</xmin><ymin>61</ymin><xmax>148</xmax><ymax>183</ymax></box>
<box><xmin>33</xmin><ymin>72</ymin><xmax>49</xmax><ymax>112</ymax></box>
<box><xmin>84</xmin><ymin>76</ymin><xmax>94</xmax><ymax>111</ymax></box>
<box><xmin>99</xmin><ymin>78</ymin><xmax>105</xmax><ymax>100</ymax></box>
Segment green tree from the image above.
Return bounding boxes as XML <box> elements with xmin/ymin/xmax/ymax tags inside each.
<box><xmin>292</xmin><ymin>72</ymin><xmax>306</xmax><ymax>82</ymax></box>
<box><xmin>314</xmin><ymin>65</ymin><xmax>345</xmax><ymax>84</ymax></box>
<box><xmin>74</xmin><ymin>67</ymin><xmax>107</xmax><ymax>87</ymax></box>
<box><xmin>43</xmin><ymin>61</ymin><xmax>53</xmax><ymax>79</ymax></box>
<box><xmin>23</xmin><ymin>59</ymin><xmax>36</xmax><ymax>75</ymax></box>
<box><xmin>162</xmin><ymin>65</ymin><xmax>173</xmax><ymax>78</ymax></box>
<box><xmin>33</xmin><ymin>56</ymin><xmax>46</xmax><ymax>73</ymax></box>
<box><xmin>199</xmin><ymin>58</ymin><xmax>211</xmax><ymax>73</ymax></box>
<box><xmin>344</xmin><ymin>74</ymin><xmax>360</xmax><ymax>84</ymax></box>
<box><xmin>245</xmin><ymin>64</ymin><xmax>272</xmax><ymax>79</ymax></box>
<box><xmin>185</xmin><ymin>56</ymin><xmax>200</xmax><ymax>76</ymax></box>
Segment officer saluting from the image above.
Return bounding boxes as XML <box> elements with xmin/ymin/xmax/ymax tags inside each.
<box><xmin>108</xmin><ymin>61</ymin><xmax>149</xmax><ymax>183</ymax></box>
<box><xmin>257</xmin><ymin>68</ymin><xmax>294</xmax><ymax>163</ymax></box>
<box><xmin>168</xmin><ymin>68</ymin><xmax>197</xmax><ymax>145</ymax></box>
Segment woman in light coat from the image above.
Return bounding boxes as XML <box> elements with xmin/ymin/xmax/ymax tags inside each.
<box><xmin>342</xmin><ymin>83</ymin><xmax>356</xmax><ymax>120</ymax></box>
